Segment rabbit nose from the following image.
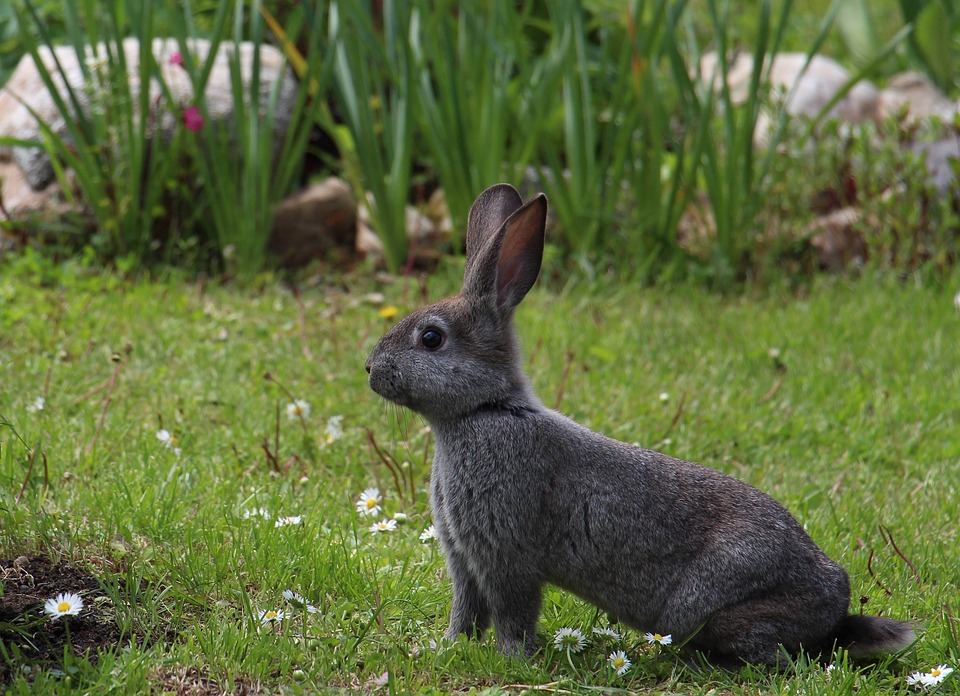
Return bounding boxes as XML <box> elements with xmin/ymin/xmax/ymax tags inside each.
<box><xmin>365</xmin><ymin>360</ymin><xmax>372</xmax><ymax>374</ymax></box>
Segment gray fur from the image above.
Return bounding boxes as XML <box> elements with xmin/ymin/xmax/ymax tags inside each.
<box><xmin>365</xmin><ymin>184</ymin><xmax>915</xmax><ymax>666</ymax></box>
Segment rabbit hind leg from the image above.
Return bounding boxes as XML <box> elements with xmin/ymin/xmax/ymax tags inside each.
<box><xmin>690</xmin><ymin>598</ymin><xmax>819</xmax><ymax>668</ymax></box>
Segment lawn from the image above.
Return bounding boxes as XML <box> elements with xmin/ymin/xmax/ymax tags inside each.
<box><xmin>1</xmin><ymin>257</ymin><xmax>959</xmax><ymax>694</ymax></box>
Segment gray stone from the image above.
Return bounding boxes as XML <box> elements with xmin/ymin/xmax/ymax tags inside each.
<box><xmin>877</xmin><ymin>72</ymin><xmax>957</xmax><ymax>126</ymax></box>
<box><xmin>0</xmin><ymin>37</ymin><xmax>297</xmax><ymax>190</ymax></box>
<box><xmin>911</xmin><ymin>140</ymin><xmax>960</xmax><ymax>196</ymax></box>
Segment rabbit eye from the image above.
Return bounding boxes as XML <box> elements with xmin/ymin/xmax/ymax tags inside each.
<box><xmin>419</xmin><ymin>328</ymin><xmax>444</xmax><ymax>351</ymax></box>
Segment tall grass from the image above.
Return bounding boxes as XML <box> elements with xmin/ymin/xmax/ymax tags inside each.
<box><xmin>326</xmin><ymin>0</ymin><xmax>415</xmax><ymax>273</ymax></box>
<box><xmin>4</xmin><ymin>0</ymin><xmax>325</xmax><ymax>276</ymax></box>
<box><xmin>2</xmin><ymin>0</ymin><xmax>946</xmax><ymax>280</ymax></box>
<box><xmin>169</xmin><ymin>0</ymin><xmax>327</xmax><ymax>277</ymax></box>
<box><xmin>408</xmin><ymin>0</ymin><xmax>539</xmax><ymax>242</ymax></box>
<box><xmin>8</xmin><ymin>0</ymin><xmax>189</xmax><ymax>264</ymax></box>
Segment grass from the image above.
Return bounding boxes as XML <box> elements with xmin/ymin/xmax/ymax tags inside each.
<box><xmin>1</xmin><ymin>257</ymin><xmax>959</xmax><ymax>693</ymax></box>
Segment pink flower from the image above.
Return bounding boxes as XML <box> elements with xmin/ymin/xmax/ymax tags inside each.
<box><xmin>182</xmin><ymin>106</ymin><xmax>205</xmax><ymax>132</ymax></box>
<box><xmin>169</xmin><ymin>52</ymin><xmax>184</xmax><ymax>67</ymax></box>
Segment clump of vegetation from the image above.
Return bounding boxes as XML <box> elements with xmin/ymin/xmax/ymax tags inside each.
<box><xmin>1</xmin><ymin>0</ymin><xmax>956</xmax><ymax>282</ymax></box>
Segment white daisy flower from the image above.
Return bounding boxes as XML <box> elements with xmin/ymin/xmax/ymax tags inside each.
<box><xmin>608</xmin><ymin>649</ymin><xmax>631</xmax><ymax>675</ymax></box>
<box><xmin>282</xmin><ymin>589</ymin><xmax>319</xmax><ymax>614</ymax></box>
<box><xmin>282</xmin><ymin>589</ymin><xmax>304</xmax><ymax>604</ymax></box>
<box><xmin>285</xmin><ymin>399</ymin><xmax>310</xmax><ymax>420</ymax></box>
<box><xmin>156</xmin><ymin>429</ymin><xmax>182</xmax><ymax>457</ymax></box>
<box><xmin>242</xmin><ymin>507</ymin><xmax>272</xmax><ymax>520</ymax></box>
<box><xmin>907</xmin><ymin>665</ymin><xmax>954</xmax><ymax>688</ymax></box>
<box><xmin>592</xmin><ymin>626</ymin><xmax>621</xmax><ymax>640</ymax></box>
<box><xmin>369</xmin><ymin>519</ymin><xmax>397</xmax><ymax>533</ymax></box>
<box><xmin>43</xmin><ymin>592</ymin><xmax>83</xmax><ymax>620</ymax></box>
<box><xmin>392</xmin><ymin>512</ymin><xmax>408</xmax><ymax>522</ymax></box>
<box><xmin>258</xmin><ymin>608</ymin><xmax>286</xmax><ymax>625</ymax></box>
<box><xmin>658</xmin><ymin>392</ymin><xmax>669</xmax><ymax>402</ymax></box>
<box><xmin>356</xmin><ymin>488</ymin><xmax>382</xmax><ymax>517</ymax></box>
<box><xmin>26</xmin><ymin>396</ymin><xmax>45</xmax><ymax>413</ymax></box>
<box><xmin>274</xmin><ymin>515</ymin><xmax>303</xmax><ymax>527</ymax></box>
<box><xmin>643</xmin><ymin>632</ymin><xmax>672</xmax><ymax>645</ymax></box>
<box><xmin>324</xmin><ymin>415</ymin><xmax>344</xmax><ymax>444</ymax></box>
<box><xmin>419</xmin><ymin>525</ymin><xmax>437</xmax><ymax>543</ymax></box>
<box><xmin>552</xmin><ymin>627</ymin><xmax>587</xmax><ymax>653</ymax></box>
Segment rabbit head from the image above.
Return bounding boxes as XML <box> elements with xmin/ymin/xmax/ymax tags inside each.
<box><xmin>365</xmin><ymin>184</ymin><xmax>547</xmax><ymax>422</ymax></box>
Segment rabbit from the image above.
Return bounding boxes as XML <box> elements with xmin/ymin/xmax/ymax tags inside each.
<box><xmin>364</xmin><ymin>183</ymin><xmax>915</xmax><ymax>667</ymax></box>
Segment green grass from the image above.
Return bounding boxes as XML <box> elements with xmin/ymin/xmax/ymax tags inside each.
<box><xmin>1</xmin><ymin>258</ymin><xmax>959</xmax><ymax>693</ymax></box>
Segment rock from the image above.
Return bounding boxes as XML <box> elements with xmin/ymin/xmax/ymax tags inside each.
<box><xmin>698</xmin><ymin>52</ymin><xmax>878</xmax><ymax>144</ymax></box>
<box><xmin>911</xmin><ymin>140</ymin><xmax>960</xmax><ymax>196</ymax></box>
<box><xmin>876</xmin><ymin>72</ymin><xmax>956</xmax><ymax>126</ymax></box>
<box><xmin>0</xmin><ymin>158</ymin><xmax>71</xmax><ymax>219</ymax></box>
<box><xmin>424</xmin><ymin>187</ymin><xmax>453</xmax><ymax>237</ymax></box>
<box><xmin>805</xmin><ymin>206</ymin><xmax>866</xmax><ymax>271</ymax></box>
<box><xmin>269</xmin><ymin>178</ymin><xmax>358</xmax><ymax>267</ymax></box>
<box><xmin>355</xmin><ymin>193</ymin><xmax>446</xmax><ymax>269</ymax></box>
<box><xmin>0</xmin><ymin>37</ymin><xmax>297</xmax><ymax>190</ymax></box>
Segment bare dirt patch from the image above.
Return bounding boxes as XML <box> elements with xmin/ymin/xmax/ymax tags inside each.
<box><xmin>0</xmin><ymin>555</ymin><xmax>120</xmax><ymax>683</ymax></box>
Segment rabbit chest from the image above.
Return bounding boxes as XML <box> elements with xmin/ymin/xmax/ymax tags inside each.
<box><xmin>429</xmin><ymin>416</ymin><xmax>546</xmax><ymax>570</ymax></box>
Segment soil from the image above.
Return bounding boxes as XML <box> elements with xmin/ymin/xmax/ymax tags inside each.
<box><xmin>0</xmin><ymin>555</ymin><xmax>120</xmax><ymax>684</ymax></box>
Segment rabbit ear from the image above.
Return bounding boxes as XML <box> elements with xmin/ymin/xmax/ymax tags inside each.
<box><xmin>463</xmin><ymin>193</ymin><xmax>547</xmax><ymax>311</ymax></box>
<box><xmin>465</xmin><ymin>184</ymin><xmax>523</xmax><ymax>270</ymax></box>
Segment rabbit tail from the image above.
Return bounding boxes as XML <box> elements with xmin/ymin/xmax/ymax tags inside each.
<box><xmin>833</xmin><ymin>615</ymin><xmax>916</xmax><ymax>658</ymax></box>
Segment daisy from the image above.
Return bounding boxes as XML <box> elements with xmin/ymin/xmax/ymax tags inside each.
<box><xmin>258</xmin><ymin>608</ymin><xmax>286</xmax><ymax>625</ymax></box>
<box><xmin>369</xmin><ymin>519</ymin><xmax>397</xmax><ymax>533</ymax></box>
<box><xmin>907</xmin><ymin>665</ymin><xmax>954</xmax><ymax>688</ymax></box>
<box><xmin>156</xmin><ymin>429</ymin><xmax>182</xmax><ymax>457</ymax></box>
<box><xmin>392</xmin><ymin>512</ymin><xmax>408</xmax><ymax>522</ymax></box>
<box><xmin>356</xmin><ymin>488</ymin><xmax>382</xmax><ymax>517</ymax></box>
<box><xmin>242</xmin><ymin>507</ymin><xmax>272</xmax><ymax>520</ymax></box>
<box><xmin>592</xmin><ymin>626</ymin><xmax>621</xmax><ymax>640</ymax></box>
<box><xmin>43</xmin><ymin>592</ymin><xmax>83</xmax><ymax>620</ymax></box>
<box><xmin>419</xmin><ymin>525</ymin><xmax>437</xmax><ymax>542</ymax></box>
<box><xmin>659</xmin><ymin>392</ymin><xmax>669</xmax><ymax>402</ymax></box>
<box><xmin>26</xmin><ymin>396</ymin><xmax>45</xmax><ymax>413</ymax></box>
<box><xmin>285</xmin><ymin>399</ymin><xmax>310</xmax><ymax>420</ymax></box>
<box><xmin>274</xmin><ymin>515</ymin><xmax>303</xmax><ymax>527</ymax></box>
<box><xmin>282</xmin><ymin>589</ymin><xmax>319</xmax><ymax>614</ymax></box>
<box><xmin>552</xmin><ymin>627</ymin><xmax>587</xmax><ymax>653</ymax></box>
<box><xmin>324</xmin><ymin>415</ymin><xmax>344</xmax><ymax>444</ymax></box>
<box><xmin>643</xmin><ymin>632</ymin><xmax>672</xmax><ymax>645</ymax></box>
<box><xmin>608</xmin><ymin>649</ymin><xmax>631</xmax><ymax>676</ymax></box>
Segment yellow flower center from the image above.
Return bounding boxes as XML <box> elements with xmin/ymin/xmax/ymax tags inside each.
<box><xmin>653</xmin><ymin>633</ymin><xmax>663</xmax><ymax>641</ymax></box>
<box><xmin>265</xmin><ymin>611</ymin><xmax>277</xmax><ymax>620</ymax></box>
<box><xmin>365</xmin><ymin>498</ymin><xmax>378</xmax><ymax>510</ymax></box>
<box><xmin>378</xmin><ymin>306</ymin><xmax>398</xmax><ymax>319</ymax></box>
<box><xmin>57</xmin><ymin>601</ymin><xmax>71</xmax><ymax>612</ymax></box>
<box><xmin>613</xmin><ymin>657</ymin><xmax>625</xmax><ymax>668</ymax></box>
<box><xmin>932</xmin><ymin>669</ymin><xmax>941</xmax><ymax>677</ymax></box>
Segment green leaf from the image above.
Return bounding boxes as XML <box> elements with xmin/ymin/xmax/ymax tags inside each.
<box><xmin>913</xmin><ymin>0</ymin><xmax>955</xmax><ymax>91</ymax></box>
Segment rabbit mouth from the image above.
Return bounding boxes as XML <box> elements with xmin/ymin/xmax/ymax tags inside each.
<box><xmin>367</xmin><ymin>367</ymin><xmax>410</xmax><ymax>407</ymax></box>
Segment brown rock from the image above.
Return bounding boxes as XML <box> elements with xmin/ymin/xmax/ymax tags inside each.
<box><xmin>806</xmin><ymin>206</ymin><xmax>866</xmax><ymax>271</ymax></box>
<box><xmin>269</xmin><ymin>178</ymin><xmax>357</xmax><ymax>267</ymax></box>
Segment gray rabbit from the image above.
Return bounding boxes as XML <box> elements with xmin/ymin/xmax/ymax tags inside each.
<box><xmin>365</xmin><ymin>184</ymin><xmax>915</xmax><ymax>667</ymax></box>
